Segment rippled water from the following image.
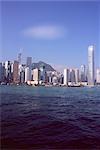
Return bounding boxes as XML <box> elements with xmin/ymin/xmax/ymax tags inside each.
<box><xmin>0</xmin><ymin>85</ymin><xmax>100</xmax><ymax>149</ymax></box>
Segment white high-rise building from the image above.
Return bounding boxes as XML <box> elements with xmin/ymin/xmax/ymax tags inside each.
<box><xmin>25</xmin><ymin>67</ymin><xmax>31</xmax><ymax>83</ymax></box>
<box><xmin>88</xmin><ymin>45</ymin><xmax>95</xmax><ymax>86</ymax></box>
<box><xmin>33</xmin><ymin>68</ymin><xmax>39</xmax><ymax>84</ymax></box>
<box><xmin>74</xmin><ymin>68</ymin><xmax>79</xmax><ymax>83</ymax></box>
<box><xmin>52</xmin><ymin>76</ymin><xmax>58</xmax><ymax>85</ymax></box>
<box><xmin>96</xmin><ymin>68</ymin><xmax>100</xmax><ymax>84</ymax></box>
<box><xmin>63</xmin><ymin>68</ymin><xmax>69</xmax><ymax>85</ymax></box>
<box><xmin>5</xmin><ymin>61</ymin><xmax>12</xmax><ymax>82</ymax></box>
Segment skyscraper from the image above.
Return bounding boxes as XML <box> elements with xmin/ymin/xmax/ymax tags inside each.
<box><xmin>80</xmin><ymin>65</ymin><xmax>86</xmax><ymax>82</ymax></box>
<box><xmin>13</xmin><ymin>61</ymin><xmax>19</xmax><ymax>83</ymax></box>
<box><xmin>25</xmin><ymin>67</ymin><xmax>31</xmax><ymax>83</ymax></box>
<box><xmin>33</xmin><ymin>68</ymin><xmax>40</xmax><ymax>84</ymax></box>
<box><xmin>70</xmin><ymin>69</ymin><xmax>75</xmax><ymax>83</ymax></box>
<box><xmin>0</xmin><ymin>62</ymin><xmax>5</xmax><ymax>82</ymax></box>
<box><xmin>19</xmin><ymin>65</ymin><xmax>25</xmax><ymax>83</ymax></box>
<box><xmin>5</xmin><ymin>61</ymin><xmax>12</xmax><ymax>82</ymax></box>
<box><xmin>63</xmin><ymin>68</ymin><xmax>69</xmax><ymax>85</ymax></box>
<box><xmin>88</xmin><ymin>45</ymin><xmax>95</xmax><ymax>86</ymax></box>
<box><xmin>26</xmin><ymin>57</ymin><xmax>32</xmax><ymax>68</ymax></box>
<box><xmin>39</xmin><ymin>64</ymin><xmax>46</xmax><ymax>82</ymax></box>
<box><xmin>18</xmin><ymin>53</ymin><xmax>22</xmax><ymax>65</ymax></box>
<box><xmin>74</xmin><ymin>68</ymin><xmax>79</xmax><ymax>83</ymax></box>
<box><xmin>20</xmin><ymin>70</ymin><xmax>25</xmax><ymax>83</ymax></box>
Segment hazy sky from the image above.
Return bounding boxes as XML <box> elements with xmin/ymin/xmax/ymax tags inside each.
<box><xmin>1</xmin><ymin>1</ymin><xmax>100</xmax><ymax>70</ymax></box>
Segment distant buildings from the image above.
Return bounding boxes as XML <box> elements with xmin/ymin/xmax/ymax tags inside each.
<box><xmin>25</xmin><ymin>67</ymin><xmax>31</xmax><ymax>83</ymax></box>
<box><xmin>80</xmin><ymin>65</ymin><xmax>86</xmax><ymax>82</ymax></box>
<box><xmin>18</xmin><ymin>53</ymin><xmax>22</xmax><ymax>65</ymax></box>
<box><xmin>74</xmin><ymin>68</ymin><xmax>79</xmax><ymax>83</ymax></box>
<box><xmin>70</xmin><ymin>69</ymin><xmax>75</xmax><ymax>83</ymax></box>
<box><xmin>39</xmin><ymin>64</ymin><xmax>46</xmax><ymax>83</ymax></box>
<box><xmin>96</xmin><ymin>69</ymin><xmax>100</xmax><ymax>84</ymax></box>
<box><xmin>13</xmin><ymin>61</ymin><xmax>19</xmax><ymax>83</ymax></box>
<box><xmin>0</xmin><ymin>45</ymin><xmax>99</xmax><ymax>86</ymax></box>
<box><xmin>20</xmin><ymin>70</ymin><xmax>25</xmax><ymax>84</ymax></box>
<box><xmin>19</xmin><ymin>65</ymin><xmax>25</xmax><ymax>84</ymax></box>
<box><xmin>32</xmin><ymin>68</ymin><xmax>40</xmax><ymax>85</ymax></box>
<box><xmin>88</xmin><ymin>45</ymin><xmax>95</xmax><ymax>86</ymax></box>
<box><xmin>52</xmin><ymin>76</ymin><xmax>58</xmax><ymax>85</ymax></box>
<box><xmin>0</xmin><ymin>62</ymin><xmax>5</xmax><ymax>82</ymax></box>
<box><xmin>26</xmin><ymin>57</ymin><xmax>32</xmax><ymax>68</ymax></box>
<box><xmin>5</xmin><ymin>61</ymin><xmax>12</xmax><ymax>83</ymax></box>
<box><xmin>63</xmin><ymin>68</ymin><xmax>80</xmax><ymax>86</ymax></box>
<box><xmin>63</xmin><ymin>68</ymin><xmax>69</xmax><ymax>85</ymax></box>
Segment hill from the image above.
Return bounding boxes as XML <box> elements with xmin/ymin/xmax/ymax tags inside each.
<box><xmin>32</xmin><ymin>61</ymin><xmax>55</xmax><ymax>71</ymax></box>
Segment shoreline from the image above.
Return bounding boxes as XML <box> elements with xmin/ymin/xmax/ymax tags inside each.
<box><xmin>0</xmin><ymin>83</ymin><xmax>100</xmax><ymax>88</ymax></box>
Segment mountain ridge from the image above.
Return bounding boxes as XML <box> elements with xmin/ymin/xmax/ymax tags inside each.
<box><xmin>32</xmin><ymin>61</ymin><xmax>55</xmax><ymax>71</ymax></box>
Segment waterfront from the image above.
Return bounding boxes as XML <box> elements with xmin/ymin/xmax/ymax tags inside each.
<box><xmin>1</xmin><ymin>85</ymin><xmax>100</xmax><ymax>149</ymax></box>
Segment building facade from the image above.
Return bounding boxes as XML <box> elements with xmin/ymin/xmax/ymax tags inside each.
<box><xmin>26</xmin><ymin>57</ymin><xmax>32</xmax><ymax>68</ymax></box>
<box><xmin>74</xmin><ymin>68</ymin><xmax>79</xmax><ymax>83</ymax></box>
<box><xmin>13</xmin><ymin>61</ymin><xmax>19</xmax><ymax>83</ymax></box>
<box><xmin>63</xmin><ymin>68</ymin><xmax>69</xmax><ymax>85</ymax></box>
<box><xmin>88</xmin><ymin>45</ymin><xmax>95</xmax><ymax>86</ymax></box>
<box><xmin>70</xmin><ymin>69</ymin><xmax>75</xmax><ymax>83</ymax></box>
<box><xmin>25</xmin><ymin>67</ymin><xmax>31</xmax><ymax>83</ymax></box>
<box><xmin>0</xmin><ymin>63</ymin><xmax>5</xmax><ymax>82</ymax></box>
<box><xmin>39</xmin><ymin>64</ymin><xmax>46</xmax><ymax>83</ymax></box>
<box><xmin>80</xmin><ymin>65</ymin><xmax>86</xmax><ymax>82</ymax></box>
<box><xmin>18</xmin><ymin>53</ymin><xmax>22</xmax><ymax>65</ymax></box>
<box><xmin>33</xmin><ymin>68</ymin><xmax>39</xmax><ymax>84</ymax></box>
<box><xmin>96</xmin><ymin>68</ymin><xmax>100</xmax><ymax>84</ymax></box>
<box><xmin>5</xmin><ymin>61</ymin><xmax>12</xmax><ymax>82</ymax></box>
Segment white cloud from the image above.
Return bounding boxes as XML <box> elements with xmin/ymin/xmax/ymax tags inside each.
<box><xmin>22</xmin><ymin>25</ymin><xmax>66</xmax><ymax>39</ymax></box>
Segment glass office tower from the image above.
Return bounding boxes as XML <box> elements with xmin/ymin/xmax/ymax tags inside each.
<box><xmin>88</xmin><ymin>45</ymin><xmax>95</xmax><ymax>86</ymax></box>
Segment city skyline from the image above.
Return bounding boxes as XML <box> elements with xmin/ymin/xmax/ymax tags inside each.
<box><xmin>1</xmin><ymin>1</ymin><xmax>100</xmax><ymax>70</ymax></box>
<box><xmin>1</xmin><ymin>49</ymin><xmax>100</xmax><ymax>86</ymax></box>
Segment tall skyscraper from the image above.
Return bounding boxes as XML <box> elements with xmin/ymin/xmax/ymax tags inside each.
<box><xmin>63</xmin><ymin>68</ymin><xmax>69</xmax><ymax>85</ymax></box>
<box><xmin>26</xmin><ymin>57</ymin><xmax>32</xmax><ymax>68</ymax></box>
<box><xmin>25</xmin><ymin>67</ymin><xmax>31</xmax><ymax>83</ymax></box>
<box><xmin>80</xmin><ymin>65</ymin><xmax>86</xmax><ymax>82</ymax></box>
<box><xmin>70</xmin><ymin>69</ymin><xmax>75</xmax><ymax>83</ymax></box>
<box><xmin>18</xmin><ymin>53</ymin><xmax>22</xmax><ymax>65</ymax></box>
<box><xmin>88</xmin><ymin>45</ymin><xmax>95</xmax><ymax>86</ymax></box>
<box><xmin>74</xmin><ymin>68</ymin><xmax>79</xmax><ymax>83</ymax></box>
<box><xmin>20</xmin><ymin>70</ymin><xmax>25</xmax><ymax>83</ymax></box>
<box><xmin>13</xmin><ymin>61</ymin><xmax>19</xmax><ymax>83</ymax></box>
<box><xmin>19</xmin><ymin>65</ymin><xmax>25</xmax><ymax>83</ymax></box>
<box><xmin>5</xmin><ymin>61</ymin><xmax>12</xmax><ymax>82</ymax></box>
<box><xmin>33</xmin><ymin>68</ymin><xmax>40</xmax><ymax>84</ymax></box>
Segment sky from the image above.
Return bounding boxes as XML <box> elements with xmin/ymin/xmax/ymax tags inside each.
<box><xmin>0</xmin><ymin>0</ymin><xmax>100</xmax><ymax>71</ymax></box>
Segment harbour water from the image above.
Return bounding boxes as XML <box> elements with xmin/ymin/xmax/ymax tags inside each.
<box><xmin>0</xmin><ymin>85</ymin><xmax>100</xmax><ymax>149</ymax></box>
